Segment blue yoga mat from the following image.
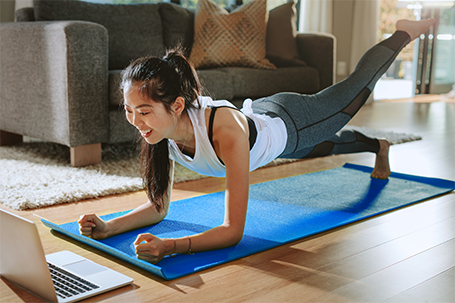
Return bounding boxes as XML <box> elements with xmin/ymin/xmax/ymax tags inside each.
<box><xmin>42</xmin><ymin>163</ymin><xmax>455</xmax><ymax>280</ymax></box>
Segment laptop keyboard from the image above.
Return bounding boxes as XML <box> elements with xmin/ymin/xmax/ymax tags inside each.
<box><xmin>48</xmin><ymin>262</ymin><xmax>99</xmax><ymax>299</ymax></box>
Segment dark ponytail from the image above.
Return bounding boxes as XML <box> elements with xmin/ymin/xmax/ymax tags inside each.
<box><xmin>121</xmin><ymin>45</ymin><xmax>202</xmax><ymax>213</ymax></box>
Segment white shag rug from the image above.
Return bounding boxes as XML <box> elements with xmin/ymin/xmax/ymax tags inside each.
<box><xmin>0</xmin><ymin>126</ymin><xmax>421</xmax><ymax>210</ymax></box>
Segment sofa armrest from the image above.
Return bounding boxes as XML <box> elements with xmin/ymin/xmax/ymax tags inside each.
<box><xmin>295</xmin><ymin>32</ymin><xmax>336</xmax><ymax>91</ymax></box>
<box><xmin>0</xmin><ymin>21</ymin><xmax>109</xmax><ymax>147</ymax></box>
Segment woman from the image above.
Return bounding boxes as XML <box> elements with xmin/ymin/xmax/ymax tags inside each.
<box><xmin>79</xmin><ymin>19</ymin><xmax>435</xmax><ymax>264</ymax></box>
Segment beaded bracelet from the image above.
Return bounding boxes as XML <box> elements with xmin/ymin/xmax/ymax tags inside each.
<box><xmin>169</xmin><ymin>237</ymin><xmax>194</xmax><ymax>257</ymax></box>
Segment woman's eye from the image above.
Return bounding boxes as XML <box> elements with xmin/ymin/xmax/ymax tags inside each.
<box><xmin>140</xmin><ymin>112</ymin><xmax>149</xmax><ymax>116</ymax></box>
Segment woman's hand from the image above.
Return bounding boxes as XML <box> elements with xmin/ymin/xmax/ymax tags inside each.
<box><xmin>134</xmin><ymin>233</ymin><xmax>170</xmax><ymax>264</ymax></box>
<box><xmin>78</xmin><ymin>214</ymin><xmax>109</xmax><ymax>239</ymax></box>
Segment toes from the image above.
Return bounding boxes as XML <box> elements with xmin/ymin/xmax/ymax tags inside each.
<box><xmin>396</xmin><ymin>18</ymin><xmax>436</xmax><ymax>40</ymax></box>
<box><xmin>371</xmin><ymin>173</ymin><xmax>389</xmax><ymax>180</ymax></box>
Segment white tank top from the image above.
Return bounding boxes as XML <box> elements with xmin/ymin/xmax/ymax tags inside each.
<box><xmin>168</xmin><ymin>96</ymin><xmax>287</xmax><ymax>177</ymax></box>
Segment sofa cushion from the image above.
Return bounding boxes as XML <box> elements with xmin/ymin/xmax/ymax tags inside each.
<box><xmin>197</xmin><ymin>69</ymin><xmax>235</xmax><ymax>100</ymax></box>
<box><xmin>189</xmin><ymin>0</ymin><xmax>275</xmax><ymax>70</ymax></box>
<box><xmin>159</xmin><ymin>3</ymin><xmax>194</xmax><ymax>56</ymax></box>
<box><xmin>33</xmin><ymin>0</ymin><xmax>165</xmax><ymax>70</ymax></box>
<box><xmin>266</xmin><ymin>1</ymin><xmax>306</xmax><ymax>67</ymax></box>
<box><xmin>109</xmin><ymin>66</ymin><xmax>320</xmax><ymax>108</ymax></box>
<box><xmin>108</xmin><ymin>110</ymin><xmax>137</xmax><ymax>143</ymax></box>
<box><xmin>223</xmin><ymin>66</ymin><xmax>320</xmax><ymax>99</ymax></box>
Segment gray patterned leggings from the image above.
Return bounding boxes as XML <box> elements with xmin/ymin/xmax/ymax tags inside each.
<box><xmin>252</xmin><ymin>31</ymin><xmax>411</xmax><ymax>159</ymax></box>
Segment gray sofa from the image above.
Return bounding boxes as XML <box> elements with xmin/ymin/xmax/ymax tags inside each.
<box><xmin>0</xmin><ymin>0</ymin><xmax>335</xmax><ymax>166</ymax></box>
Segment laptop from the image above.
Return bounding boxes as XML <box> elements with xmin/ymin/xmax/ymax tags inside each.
<box><xmin>0</xmin><ymin>209</ymin><xmax>133</xmax><ymax>303</ymax></box>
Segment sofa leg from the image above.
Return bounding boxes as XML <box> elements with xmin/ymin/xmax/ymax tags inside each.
<box><xmin>0</xmin><ymin>130</ymin><xmax>23</xmax><ymax>146</ymax></box>
<box><xmin>70</xmin><ymin>143</ymin><xmax>102</xmax><ymax>167</ymax></box>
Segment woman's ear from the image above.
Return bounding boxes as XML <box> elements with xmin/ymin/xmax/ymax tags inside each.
<box><xmin>172</xmin><ymin>97</ymin><xmax>186</xmax><ymax>116</ymax></box>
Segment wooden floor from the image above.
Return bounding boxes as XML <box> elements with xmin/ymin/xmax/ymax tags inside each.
<box><xmin>1</xmin><ymin>100</ymin><xmax>454</xmax><ymax>302</ymax></box>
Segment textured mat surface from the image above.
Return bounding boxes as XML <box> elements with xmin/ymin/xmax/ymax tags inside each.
<box><xmin>42</xmin><ymin>163</ymin><xmax>455</xmax><ymax>280</ymax></box>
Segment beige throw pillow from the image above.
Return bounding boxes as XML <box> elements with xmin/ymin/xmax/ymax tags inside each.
<box><xmin>190</xmin><ymin>0</ymin><xmax>276</xmax><ymax>70</ymax></box>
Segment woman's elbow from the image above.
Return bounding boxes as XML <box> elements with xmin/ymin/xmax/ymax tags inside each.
<box><xmin>157</xmin><ymin>207</ymin><xmax>169</xmax><ymax>222</ymax></box>
<box><xmin>150</xmin><ymin>198</ymin><xmax>170</xmax><ymax>223</ymax></box>
<box><xmin>225</xmin><ymin>227</ymin><xmax>244</xmax><ymax>246</ymax></box>
<box><xmin>231</xmin><ymin>233</ymin><xmax>243</xmax><ymax>246</ymax></box>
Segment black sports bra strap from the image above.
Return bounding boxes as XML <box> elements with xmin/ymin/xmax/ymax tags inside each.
<box><xmin>208</xmin><ymin>106</ymin><xmax>218</xmax><ymax>150</ymax></box>
<box><xmin>208</xmin><ymin>105</ymin><xmax>257</xmax><ymax>152</ymax></box>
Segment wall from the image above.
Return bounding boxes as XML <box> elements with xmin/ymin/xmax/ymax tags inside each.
<box><xmin>0</xmin><ymin>0</ymin><xmax>15</xmax><ymax>22</ymax></box>
<box><xmin>332</xmin><ymin>0</ymin><xmax>355</xmax><ymax>83</ymax></box>
<box><xmin>332</xmin><ymin>0</ymin><xmax>380</xmax><ymax>85</ymax></box>
<box><xmin>15</xmin><ymin>0</ymin><xmax>33</xmax><ymax>12</ymax></box>
<box><xmin>0</xmin><ymin>0</ymin><xmax>33</xmax><ymax>22</ymax></box>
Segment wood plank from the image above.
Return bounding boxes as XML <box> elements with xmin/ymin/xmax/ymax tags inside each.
<box><xmin>320</xmin><ymin>218</ymin><xmax>454</xmax><ymax>278</ymax></box>
<box><xmin>385</xmin><ymin>268</ymin><xmax>454</xmax><ymax>303</ymax></box>
<box><xmin>307</xmin><ymin>239</ymin><xmax>455</xmax><ymax>302</ymax></box>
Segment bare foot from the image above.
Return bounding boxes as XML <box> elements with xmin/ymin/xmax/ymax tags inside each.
<box><xmin>371</xmin><ymin>139</ymin><xmax>391</xmax><ymax>179</ymax></box>
<box><xmin>396</xmin><ymin>18</ymin><xmax>436</xmax><ymax>40</ymax></box>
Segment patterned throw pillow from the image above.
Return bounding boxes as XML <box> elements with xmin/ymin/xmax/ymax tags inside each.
<box><xmin>189</xmin><ymin>0</ymin><xmax>276</xmax><ymax>70</ymax></box>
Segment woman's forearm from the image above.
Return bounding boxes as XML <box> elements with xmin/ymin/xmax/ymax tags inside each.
<box><xmin>106</xmin><ymin>161</ymin><xmax>175</xmax><ymax>237</ymax></box>
<box><xmin>169</xmin><ymin>223</ymin><xmax>244</xmax><ymax>255</ymax></box>
<box><xmin>105</xmin><ymin>201</ymin><xmax>167</xmax><ymax>237</ymax></box>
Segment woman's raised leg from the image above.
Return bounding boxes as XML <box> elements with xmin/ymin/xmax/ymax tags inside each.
<box><xmin>252</xmin><ymin>19</ymin><xmax>435</xmax><ymax>179</ymax></box>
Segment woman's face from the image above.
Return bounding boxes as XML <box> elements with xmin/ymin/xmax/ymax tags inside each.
<box><xmin>123</xmin><ymin>85</ymin><xmax>177</xmax><ymax>145</ymax></box>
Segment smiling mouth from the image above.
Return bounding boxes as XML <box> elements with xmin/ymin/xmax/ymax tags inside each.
<box><xmin>140</xmin><ymin>130</ymin><xmax>152</xmax><ymax>138</ymax></box>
